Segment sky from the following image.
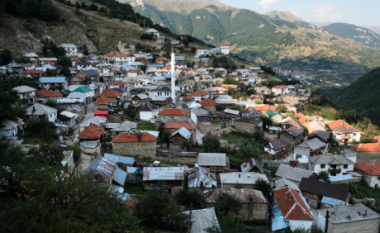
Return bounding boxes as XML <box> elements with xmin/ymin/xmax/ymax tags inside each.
<box><xmin>217</xmin><ymin>0</ymin><xmax>380</xmax><ymax>26</ymax></box>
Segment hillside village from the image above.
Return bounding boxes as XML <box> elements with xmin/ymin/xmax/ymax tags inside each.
<box><xmin>2</xmin><ymin>25</ymin><xmax>380</xmax><ymax>233</ymax></box>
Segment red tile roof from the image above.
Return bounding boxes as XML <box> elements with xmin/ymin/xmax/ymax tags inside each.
<box><xmin>110</xmin><ymin>82</ymin><xmax>126</xmax><ymax>86</ymax></box>
<box><xmin>78</xmin><ymin>124</ymin><xmax>107</xmax><ymax>139</ymax></box>
<box><xmin>182</xmin><ymin>95</ymin><xmax>194</xmax><ymax>101</ymax></box>
<box><xmin>104</xmin><ymin>51</ymin><xmax>131</xmax><ymax>57</ymax></box>
<box><xmin>220</xmin><ymin>43</ymin><xmax>230</xmax><ymax>46</ymax></box>
<box><xmin>98</xmin><ymin>89</ymin><xmax>123</xmax><ymax>98</ymax></box>
<box><xmin>273</xmin><ymin>187</ymin><xmax>314</xmax><ymax>220</ymax></box>
<box><xmin>351</xmin><ymin>143</ymin><xmax>380</xmax><ymax>152</ymax></box>
<box><xmin>35</xmin><ymin>90</ymin><xmax>63</xmax><ymax>97</ymax></box>
<box><xmin>136</xmin><ymin>57</ymin><xmax>147</xmax><ymax>60</ymax></box>
<box><xmin>21</xmin><ymin>69</ymin><xmax>44</xmax><ymax>75</ymax></box>
<box><xmin>188</xmin><ymin>90</ymin><xmax>210</xmax><ymax>97</ymax></box>
<box><xmin>158</xmin><ymin>109</ymin><xmax>188</xmax><ymax>116</ymax></box>
<box><xmin>374</xmin><ymin>136</ymin><xmax>380</xmax><ymax>143</ymax></box>
<box><xmin>156</xmin><ymin>57</ymin><xmax>170</xmax><ymax>61</ymax></box>
<box><xmin>112</xmin><ymin>132</ymin><xmax>156</xmax><ymax>143</ymax></box>
<box><xmin>355</xmin><ymin>161</ymin><xmax>380</xmax><ymax>176</ymax></box>
<box><xmin>199</xmin><ymin>98</ymin><xmax>216</xmax><ymax>106</ymax></box>
<box><xmin>127</xmin><ymin>69</ymin><xmax>143</xmax><ymax>74</ymax></box>
<box><xmin>165</xmin><ymin>121</ymin><xmax>197</xmax><ymax>130</ymax></box>
<box><xmin>272</xmin><ymin>85</ymin><xmax>288</xmax><ymax>89</ymax></box>
<box><xmin>327</xmin><ymin>120</ymin><xmax>364</xmax><ymax>134</ymax></box>
<box><xmin>253</xmin><ymin>105</ymin><xmax>276</xmax><ymax>112</ymax></box>
<box><xmin>94</xmin><ymin>96</ymin><xmax>112</xmax><ymax>105</ymax></box>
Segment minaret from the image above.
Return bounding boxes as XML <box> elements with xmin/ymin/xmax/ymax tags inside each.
<box><xmin>171</xmin><ymin>45</ymin><xmax>176</xmax><ymax>104</ymax></box>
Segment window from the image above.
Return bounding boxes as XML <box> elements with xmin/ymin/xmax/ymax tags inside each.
<box><xmin>344</xmin><ymin>164</ymin><xmax>348</xmax><ymax>169</ymax></box>
<box><xmin>320</xmin><ymin>164</ymin><xmax>325</xmax><ymax>168</ymax></box>
<box><xmin>296</xmin><ymin>154</ymin><xmax>302</xmax><ymax>158</ymax></box>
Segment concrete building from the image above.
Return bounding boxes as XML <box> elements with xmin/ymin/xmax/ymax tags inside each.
<box><xmin>308</xmin><ymin>154</ymin><xmax>354</xmax><ymax>176</ymax></box>
<box><xmin>327</xmin><ymin>120</ymin><xmax>362</xmax><ymax>143</ymax></box>
<box><xmin>12</xmin><ymin>85</ymin><xmax>37</xmax><ymax>104</ymax></box>
<box><xmin>143</xmin><ymin>166</ymin><xmax>186</xmax><ymax>194</ymax></box>
<box><xmin>355</xmin><ymin>161</ymin><xmax>380</xmax><ymax>188</ymax></box>
<box><xmin>198</xmin><ymin>153</ymin><xmax>229</xmax><ymax>180</ymax></box>
<box><xmin>25</xmin><ymin>103</ymin><xmax>57</xmax><ymax>122</ymax></box>
<box><xmin>139</xmin><ymin>102</ymin><xmax>159</xmax><ymax>121</ymax></box>
<box><xmin>275</xmin><ymin>164</ymin><xmax>318</xmax><ymax>186</ymax></box>
<box><xmin>219</xmin><ymin>43</ymin><xmax>230</xmax><ymax>55</ymax></box>
<box><xmin>294</xmin><ymin>138</ymin><xmax>326</xmax><ymax>163</ymax></box>
<box><xmin>352</xmin><ymin>142</ymin><xmax>380</xmax><ymax>163</ymax></box>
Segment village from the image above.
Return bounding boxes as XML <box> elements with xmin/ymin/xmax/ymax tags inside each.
<box><xmin>1</xmin><ymin>28</ymin><xmax>380</xmax><ymax>233</ymax></box>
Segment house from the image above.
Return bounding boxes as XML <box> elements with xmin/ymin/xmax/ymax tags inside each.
<box><xmin>72</xmin><ymin>85</ymin><xmax>94</xmax><ymax>102</ymax></box>
<box><xmin>112</xmin><ymin>132</ymin><xmax>156</xmax><ymax>157</ymax></box>
<box><xmin>204</xmin><ymin>188</ymin><xmax>267</xmax><ymax>220</ymax></box>
<box><xmin>354</xmin><ymin>161</ymin><xmax>380</xmax><ymax>188</ymax></box>
<box><xmin>272</xmin><ymin>187</ymin><xmax>314</xmax><ymax>232</ymax></box>
<box><xmin>139</xmin><ymin>102</ymin><xmax>159</xmax><ymax>121</ymax></box>
<box><xmin>219</xmin><ymin>43</ymin><xmax>230</xmax><ymax>55</ymax></box>
<box><xmin>104</xmin><ymin>153</ymin><xmax>134</xmax><ymax>170</ymax></box>
<box><xmin>299</xmin><ymin>178</ymin><xmax>350</xmax><ymax>209</ymax></box>
<box><xmin>281</xmin><ymin>125</ymin><xmax>304</xmax><ymax>148</ymax></box>
<box><xmin>182</xmin><ymin>95</ymin><xmax>195</xmax><ymax>104</ymax></box>
<box><xmin>74</xmin><ymin>70</ymin><xmax>100</xmax><ymax>82</ymax></box>
<box><xmin>264</xmin><ymin>138</ymin><xmax>289</xmax><ymax>160</ymax></box>
<box><xmin>158</xmin><ymin>109</ymin><xmax>189</xmax><ymax>119</ymax></box>
<box><xmin>168</xmin><ymin>127</ymin><xmax>192</xmax><ymax>150</ymax></box>
<box><xmin>307</xmin><ymin>130</ymin><xmax>330</xmax><ymax>143</ymax></box>
<box><xmin>143</xmin><ymin>166</ymin><xmax>186</xmax><ymax>194</ymax></box>
<box><xmin>188</xmin><ymin>167</ymin><xmax>217</xmax><ymax>191</ymax></box>
<box><xmin>79</xmin><ymin>116</ymin><xmax>107</xmax><ymax>133</ymax></box>
<box><xmin>0</xmin><ymin>118</ymin><xmax>24</xmax><ymax>139</ymax></box>
<box><xmin>253</xmin><ymin>104</ymin><xmax>276</xmax><ymax>113</ymax></box>
<box><xmin>12</xmin><ymin>85</ymin><xmax>37</xmax><ymax>104</ymax></box>
<box><xmin>275</xmin><ymin>164</ymin><xmax>318</xmax><ymax>186</ymax></box>
<box><xmin>38</xmin><ymin>77</ymin><xmax>68</xmax><ymax>91</ymax></box>
<box><xmin>198</xmin><ymin>98</ymin><xmax>216</xmax><ymax>113</ymax></box>
<box><xmin>94</xmin><ymin>110</ymin><xmax>109</xmax><ymax>119</ymax></box>
<box><xmin>272</xmin><ymin>85</ymin><xmax>289</xmax><ymax>96</ymax></box>
<box><xmin>234</xmin><ymin>118</ymin><xmax>263</xmax><ymax>134</ymax></box>
<box><xmin>145</xmin><ymin>28</ymin><xmax>160</xmax><ymax>38</ymax></box>
<box><xmin>98</xmin><ymin>89</ymin><xmax>123</xmax><ymax>104</ymax></box>
<box><xmin>182</xmin><ymin>208</ymin><xmax>219</xmax><ymax>233</ymax></box>
<box><xmin>198</xmin><ymin>153</ymin><xmax>229</xmax><ymax>179</ymax></box>
<box><xmin>188</xmin><ymin>90</ymin><xmax>210</xmax><ymax>101</ymax></box>
<box><xmin>58</xmin><ymin>43</ymin><xmax>77</xmax><ymax>55</ymax></box>
<box><xmin>241</xmin><ymin>158</ymin><xmax>264</xmax><ymax>173</ymax></box>
<box><xmin>85</xmin><ymin>157</ymin><xmax>117</xmax><ymax>184</ymax></box>
<box><xmin>308</xmin><ymin>154</ymin><xmax>355</xmax><ymax>176</ymax></box>
<box><xmin>110</xmin><ymin>121</ymin><xmax>137</xmax><ymax>137</ymax></box>
<box><xmin>164</xmin><ymin>121</ymin><xmax>197</xmax><ymax>140</ymax></box>
<box><xmin>35</xmin><ymin>90</ymin><xmax>63</xmax><ymax>103</ymax></box>
<box><xmin>94</xmin><ymin>96</ymin><xmax>112</xmax><ymax>111</ymax></box>
<box><xmin>326</xmin><ymin>120</ymin><xmax>362</xmax><ymax>142</ymax></box>
<box><xmin>273</xmin><ymin>177</ymin><xmax>300</xmax><ymax>192</ymax></box>
<box><xmin>352</xmin><ymin>142</ymin><xmax>380</xmax><ymax>163</ymax></box>
<box><xmin>294</xmin><ymin>138</ymin><xmax>326</xmax><ymax>163</ymax></box>
<box><xmin>148</xmin><ymin>86</ymin><xmax>171</xmax><ymax>99</ymax></box>
<box><xmin>220</xmin><ymin>172</ymin><xmax>269</xmax><ymax>189</ymax></box>
<box><xmin>21</xmin><ymin>69</ymin><xmax>45</xmax><ymax>77</ymax></box>
<box><xmin>266</xmin><ymin>110</ymin><xmax>284</xmax><ymax>124</ymax></box>
<box><xmin>196</xmin><ymin>49</ymin><xmax>210</xmax><ymax>56</ymax></box>
<box><xmin>317</xmin><ymin>204</ymin><xmax>380</xmax><ymax>233</ymax></box>
<box><xmin>77</xmin><ymin>123</ymin><xmax>107</xmax><ymax>144</ymax></box>
<box><xmin>25</xmin><ymin>103</ymin><xmax>57</xmax><ymax>122</ymax></box>
<box><xmin>342</xmin><ymin>147</ymin><xmax>358</xmax><ymax>163</ymax></box>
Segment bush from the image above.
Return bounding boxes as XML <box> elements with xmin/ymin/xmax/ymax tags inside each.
<box><xmin>214</xmin><ymin>192</ymin><xmax>242</xmax><ymax>216</ymax></box>
<box><xmin>174</xmin><ymin>188</ymin><xmax>206</xmax><ymax>210</ymax></box>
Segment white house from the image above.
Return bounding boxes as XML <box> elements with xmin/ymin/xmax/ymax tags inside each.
<box><xmin>326</xmin><ymin>120</ymin><xmax>362</xmax><ymax>143</ymax></box>
<box><xmin>139</xmin><ymin>103</ymin><xmax>159</xmax><ymax>121</ymax></box>
<box><xmin>0</xmin><ymin>118</ymin><xmax>24</xmax><ymax>139</ymax></box>
<box><xmin>235</xmin><ymin>69</ymin><xmax>251</xmax><ymax>77</ymax></box>
<box><xmin>12</xmin><ymin>85</ymin><xmax>37</xmax><ymax>104</ymax></box>
<box><xmin>196</xmin><ymin>49</ymin><xmax>210</xmax><ymax>56</ymax></box>
<box><xmin>145</xmin><ymin>28</ymin><xmax>160</xmax><ymax>38</ymax></box>
<box><xmin>25</xmin><ymin>103</ymin><xmax>57</xmax><ymax>122</ymax></box>
<box><xmin>148</xmin><ymin>86</ymin><xmax>171</xmax><ymax>98</ymax></box>
<box><xmin>308</xmin><ymin>154</ymin><xmax>355</xmax><ymax>176</ymax></box>
<box><xmin>115</xmin><ymin>54</ymin><xmax>135</xmax><ymax>66</ymax></box>
<box><xmin>38</xmin><ymin>77</ymin><xmax>68</xmax><ymax>91</ymax></box>
<box><xmin>294</xmin><ymin>138</ymin><xmax>326</xmax><ymax>163</ymax></box>
<box><xmin>187</xmin><ymin>90</ymin><xmax>210</xmax><ymax>102</ymax></box>
<box><xmin>219</xmin><ymin>43</ymin><xmax>230</xmax><ymax>55</ymax></box>
<box><xmin>272</xmin><ymin>85</ymin><xmax>289</xmax><ymax>96</ymax></box>
<box><xmin>58</xmin><ymin>44</ymin><xmax>77</xmax><ymax>55</ymax></box>
<box><xmin>355</xmin><ymin>161</ymin><xmax>380</xmax><ymax>188</ymax></box>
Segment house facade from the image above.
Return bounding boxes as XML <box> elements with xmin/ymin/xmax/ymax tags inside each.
<box><xmin>112</xmin><ymin>132</ymin><xmax>156</xmax><ymax>157</ymax></box>
<box><xmin>355</xmin><ymin>161</ymin><xmax>380</xmax><ymax>188</ymax></box>
<box><xmin>326</xmin><ymin>120</ymin><xmax>362</xmax><ymax>142</ymax></box>
<box><xmin>308</xmin><ymin>154</ymin><xmax>354</xmax><ymax>176</ymax></box>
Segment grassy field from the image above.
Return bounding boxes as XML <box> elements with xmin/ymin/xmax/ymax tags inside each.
<box><xmin>220</xmin><ymin>131</ymin><xmax>252</xmax><ymax>144</ymax></box>
<box><xmin>136</xmin><ymin>122</ymin><xmax>156</xmax><ymax>131</ymax></box>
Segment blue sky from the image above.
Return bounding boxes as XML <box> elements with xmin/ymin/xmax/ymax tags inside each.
<box><xmin>217</xmin><ymin>0</ymin><xmax>380</xmax><ymax>26</ymax></box>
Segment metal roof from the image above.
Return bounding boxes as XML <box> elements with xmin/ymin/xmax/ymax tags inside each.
<box><xmin>240</xmin><ymin>158</ymin><xmax>264</xmax><ymax>173</ymax></box>
<box><xmin>182</xmin><ymin>208</ymin><xmax>219</xmax><ymax>233</ymax></box>
<box><xmin>72</xmin><ymin>85</ymin><xmax>92</xmax><ymax>93</ymax></box>
<box><xmin>274</xmin><ymin>177</ymin><xmax>301</xmax><ymax>193</ymax></box>
<box><xmin>12</xmin><ymin>85</ymin><xmax>37</xmax><ymax>93</ymax></box>
<box><xmin>317</xmin><ymin>204</ymin><xmax>380</xmax><ymax>224</ymax></box>
<box><xmin>110</xmin><ymin>121</ymin><xmax>137</xmax><ymax>132</ymax></box>
<box><xmin>38</xmin><ymin>77</ymin><xmax>66</xmax><ymax>83</ymax></box>
<box><xmin>112</xmin><ymin>167</ymin><xmax>127</xmax><ymax>186</ymax></box>
<box><xmin>220</xmin><ymin>172</ymin><xmax>269</xmax><ymax>185</ymax></box>
<box><xmin>188</xmin><ymin>167</ymin><xmax>217</xmax><ymax>188</ymax></box>
<box><xmin>272</xmin><ymin>203</ymin><xmax>289</xmax><ymax>231</ymax></box>
<box><xmin>104</xmin><ymin>153</ymin><xmax>134</xmax><ymax>165</ymax></box>
<box><xmin>321</xmin><ymin>196</ymin><xmax>346</xmax><ymax>206</ymax></box>
<box><xmin>85</xmin><ymin>158</ymin><xmax>117</xmax><ymax>182</ymax></box>
<box><xmin>143</xmin><ymin>167</ymin><xmax>185</xmax><ymax>181</ymax></box>
<box><xmin>169</xmin><ymin>127</ymin><xmax>192</xmax><ymax>140</ymax></box>
<box><xmin>60</xmin><ymin>111</ymin><xmax>78</xmax><ymax>119</ymax></box>
<box><xmin>25</xmin><ymin>103</ymin><xmax>57</xmax><ymax>116</ymax></box>
<box><xmin>198</xmin><ymin>153</ymin><xmax>226</xmax><ymax>166</ymax></box>
<box><xmin>175</xmin><ymin>56</ymin><xmax>185</xmax><ymax>61</ymax></box>
<box><xmin>275</xmin><ymin>164</ymin><xmax>314</xmax><ymax>183</ymax></box>
<box><xmin>82</xmin><ymin>70</ymin><xmax>99</xmax><ymax>76</ymax></box>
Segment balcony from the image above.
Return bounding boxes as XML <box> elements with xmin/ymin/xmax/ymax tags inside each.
<box><xmin>329</xmin><ymin>168</ymin><xmax>341</xmax><ymax>174</ymax></box>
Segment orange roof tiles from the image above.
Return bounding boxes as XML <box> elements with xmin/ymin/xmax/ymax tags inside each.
<box><xmin>326</xmin><ymin>120</ymin><xmax>351</xmax><ymax>129</ymax></box>
<box><xmin>188</xmin><ymin>90</ymin><xmax>210</xmax><ymax>97</ymax></box>
<box><xmin>112</xmin><ymin>132</ymin><xmax>156</xmax><ymax>143</ymax></box>
<box><xmin>351</xmin><ymin>143</ymin><xmax>380</xmax><ymax>152</ymax></box>
<box><xmin>374</xmin><ymin>136</ymin><xmax>380</xmax><ymax>143</ymax></box>
<box><xmin>136</xmin><ymin>57</ymin><xmax>147</xmax><ymax>60</ymax></box>
<box><xmin>220</xmin><ymin>43</ymin><xmax>230</xmax><ymax>46</ymax></box>
<box><xmin>253</xmin><ymin>105</ymin><xmax>276</xmax><ymax>112</ymax></box>
<box><xmin>21</xmin><ymin>69</ymin><xmax>44</xmax><ymax>75</ymax></box>
<box><xmin>199</xmin><ymin>98</ymin><xmax>216</xmax><ymax>106</ymax></box>
<box><xmin>98</xmin><ymin>89</ymin><xmax>123</xmax><ymax>98</ymax></box>
<box><xmin>272</xmin><ymin>85</ymin><xmax>288</xmax><ymax>89</ymax></box>
<box><xmin>158</xmin><ymin>109</ymin><xmax>188</xmax><ymax>116</ymax></box>
<box><xmin>127</xmin><ymin>69</ymin><xmax>143</xmax><ymax>74</ymax></box>
<box><xmin>273</xmin><ymin>187</ymin><xmax>314</xmax><ymax>220</ymax></box>
<box><xmin>104</xmin><ymin>51</ymin><xmax>131</xmax><ymax>57</ymax></box>
<box><xmin>355</xmin><ymin>161</ymin><xmax>380</xmax><ymax>176</ymax></box>
<box><xmin>35</xmin><ymin>90</ymin><xmax>63</xmax><ymax>97</ymax></box>
<box><xmin>165</xmin><ymin>121</ymin><xmax>197</xmax><ymax>130</ymax></box>
<box><xmin>94</xmin><ymin>96</ymin><xmax>112</xmax><ymax>105</ymax></box>
<box><xmin>78</xmin><ymin>124</ymin><xmax>107</xmax><ymax>139</ymax></box>
<box><xmin>156</xmin><ymin>57</ymin><xmax>170</xmax><ymax>61</ymax></box>
<box><xmin>110</xmin><ymin>82</ymin><xmax>126</xmax><ymax>86</ymax></box>
<box><xmin>182</xmin><ymin>95</ymin><xmax>194</xmax><ymax>101</ymax></box>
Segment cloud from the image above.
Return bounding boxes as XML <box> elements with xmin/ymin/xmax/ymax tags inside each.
<box><xmin>313</xmin><ymin>3</ymin><xmax>342</xmax><ymax>21</ymax></box>
<box><xmin>258</xmin><ymin>0</ymin><xmax>280</xmax><ymax>9</ymax></box>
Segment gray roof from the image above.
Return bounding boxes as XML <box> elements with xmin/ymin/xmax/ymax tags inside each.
<box><xmin>112</xmin><ymin>167</ymin><xmax>127</xmax><ymax>186</ymax></box>
<box><xmin>80</xmin><ymin>116</ymin><xmax>107</xmax><ymax>127</ymax></box>
<box><xmin>343</xmin><ymin>148</ymin><xmax>357</xmax><ymax>158</ymax></box>
<box><xmin>170</xmin><ymin>127</ymin><xmax>192</xmax><ymax>140</ymax></box>
<box><xmin>274</xmin><ymin>177</ymin><xmax>300</xmax><ymax>193</ymax></box>
<box><xmin>25</xmin><ymin>103</ymin><xmax>57</xmax><ymax>116</ymax></box>
<box><xmin>309</xmin><ymin>154</ymin><xmax>354</xmax><ymax>165</ymax></box>
<box><xmin>317</xmin><ymin>204</ymin><xmax>380</xmax><ymax>224</ymax></box>
<box><xmin>82</xmin><ymin>70</ymin><xmax>99</xmax><ymax>76</ymax></box>
<box><xmin>298</xmin><ymin>138</ymin><xmax>326</xmax><ymax>151</ymax></box>
<box><xmin>182</xmin><ymin>208</ymin><xmax>218</xmax><ymax>233</ymax></box>
<box><xmin>220</xmin><ymin>172</ymin><xmax>268</xmax><ymax>185</ymax></box>
<box><xmin>140</xmin><ymin>102</ymin><xmax>159</xmax><ymax>112</ymax></box>
<box><xmin>104</xmin><ymin>153</ymin><xmax>134</xmax><ymax>165</ymax></box>
<box><xmin>275</xmin><ymin>164</ymin><xmax>315</xmax><ymax>183</ymax></box>
<box><xmin>143</xmin><ymin>167</ymin><xmax>185</xmax><ymax>181</ymax></box>
<box><xmin>188</xmin><ymin>167</ymin><xmax>217</xmax><ymax>189</ymax></box>
<box><xmin>191</xmin><ymin>108</ymin><xmax>209</xmax><ymax>116</ymax></box>
<box><xmin>85</xmin><ymin>158</ymin><xmax>117</xmax><ymax>182</ymax></box>
<box><xmin>240</xmin><ymin>158</ymin><xmax>264</xmax><ymax>173</ymax></box>
<box><xmin>110</xmin><ymin>121</ymin><xmax>137</xmax><ymax>132</ymax></box>
<box><xmin>198</xmin><ymin>153</ymin><xmax>226</xmax><ymax>167</ymax></box>
<box><xmin>12</xmin><ymin>85</ymin><xmax>37</xmax><ymax>93</ymax></box>
<box><xmin>268</xmin><ymin>138</ymin><xmax>289</xmax><ymax>151</ymax></box>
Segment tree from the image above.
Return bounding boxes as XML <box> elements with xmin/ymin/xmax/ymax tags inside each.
<box><xmin>140</xmin><ymin>33</ymin><xmax>154</xmax><ymax>40</ymax></box>
<box><xmin>203</xmin><ymin>136</ymin><xmax>220</xmax><ymax>152</ymax></box>
<box><xmin>276</xmin><ymin>104</ymin><xmax>288</xmax><ymax>113</ymax></box>
<box><xmin>0</xmin><ymin>49</ymin><xmax>13</xmax><ymax>65</ymax></box>
<box><xmin>214</xmin><ymin>192</ymin><xmax>242</xmax><ymax>216</ymax></box>
<box><xmin>59</xmin><ymin>66</ymin><xmax>71</xmax><ymax>78</ymax></box>
<box><xmin>140</xmin><ymin>65</ymin><xmax>147</xmax><ymax>73</ymax></box>
<box><xmin>134</xmin><ymin>188</ymin><xmax>188</xmax><ymax>232</ymax></box>
<box><xmin>260</xmin><ymin>116</ymin><xmax>272</xmax><ymax>129</ymax></box>
<box><xmin>174</xmin><ymin>188</ymin><xmax>206</xmax><ymax>210</ymax></box>
<box><xmin>83</xmin><ymin>44</ymin><xmax>89</xmax><ymax>56</ymax></box>
<box><xmin>215</xmin><ymin>72</ymin><xmax>222</xmax><ymax>78</ymax></box>
<box><xmin>254</xmin><ymin>99</ymin><xmax>262</xmax><ymax>104</ymax></box>
<box><xmin>183</xmin><ymin>39</ymin><xmax>189</xmax><ymax>47</ymax></box>
<box><xmin>318</xmin><ymin>171</ymin><xmax>330</xmax><ymax>183</ymax></box>
<box><xmin>75</xmin><ymin>1</ymin><xmax>80</xmax><ymax>8</ymax></box>
<box><xmin>236</xmin><ymin>143</ymin><xmax>261</xmax><ymax>162</ymax></box>
<box><xmin>254</xmin><ymin>179</ymin><xmax>271</xmax><ymax>198</ymax></box>
<box><xmin>191</xmin><ymin>47</ymin><xmax>196</xmax><ymax>54</ymax></box>
<box><xmin>57</xmin><ymin>56</ymin><xmax>72</xmax><ymax>67</ymax></box>
<box><xmin>42</xmin><ymin>45</ymin><xmax>48</xmax><ymax>56</ymax></box>
<box><xmin>205</xmin><ymin>214</ymin><xmax>246</xmax><ymax>233</ymax></box>
<box><xmin>67</xmin><ymin>145</ymin><xmax>82</xmax><ymax>165</ymax></box>
<box><xmin>160</xmin><ymin>131</ymin><xmax>171</xmax><ymax>148</ymax></box>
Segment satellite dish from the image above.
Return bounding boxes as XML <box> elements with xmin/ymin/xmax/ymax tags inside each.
<box><xmin>119</xmin><ymin>187</ymin><xmax>124</xmax><ymax>194</ymax></box>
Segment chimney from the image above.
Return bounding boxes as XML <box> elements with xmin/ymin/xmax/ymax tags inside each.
<box><xmin>247</xmin><ymin>174</ymin><xmax>250</xmax><ymax>178</ymax></box>
<box><xmin>238</xmin><ymin>174</ymin><xmax>241</xmax><ymax>178</ymax></box>
<box><xmin>325</xmin><ymin>210</ymin><xmax>329</xmax><ymax>233</ymax></box>
<box><xmin>128</xmin><ymin>130</ymin><xmax>131</xmax><ymax>137</ymax></box>
<box><xmin>273</xmin><ymin>178</ymin><xmax>276</xmax><ymax>188</ymax></box>
<box><xmin>138</xmin><ymin>131</ymin><xmax>142</xmax><ymax>142</ymax></box>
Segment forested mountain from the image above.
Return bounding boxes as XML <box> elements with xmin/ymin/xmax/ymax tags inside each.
<box><xmin>264</xmin><ymin>11</ymin><xmax>303</xmax><ymax>23</ymax></box>
<box><xmin>333</xmin><ymin>67</ymin><xmax>380</xmax><ymax>125</ymax></box>
<box><xmin>322</xmin><ymin>23</ymin><xmax>380</xmax><ymax>49</ymax></box>
<box><xmin>126</xmin><ymin>0</ymin><xmax>380</xmax><ymax>71</ymax></box>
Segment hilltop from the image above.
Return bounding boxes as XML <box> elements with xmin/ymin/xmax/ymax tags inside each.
<box><xmin>333</xmin><ymin>66</ymin><xmax>380</xmax><ymax>125</ymax></box>
<box><xmin>264</xmin><ymin>11</ymin><xmax>303</xmax><ymax>23</ymax></box>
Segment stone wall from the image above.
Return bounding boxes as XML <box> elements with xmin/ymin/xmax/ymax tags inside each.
<box><xmin>235</xmin><ymin>121</ymin><xmax>259</xmax><ymax>134</ymax></box>
<box><xmin>357</xmin><ymin>152</ymin><xmax>380</xmax><ymax>163</ymax></box>
<box><xmin>302</xmin><ymin>191</ymin><xmax>320</xmax><ymax>209</ymax></box>
<box><xmin>144</xmin><ymin>152</ymin><xmax>198</xmax><ymax>164</ymax></box>
<box><xmin>280</xmin><ymin>133</ymin><xmax>304</xmax><ymax>148</ymax></box>
<box><xmin>203</xmin><ymin>105</ymin><xmax>215</xmax><ymax>113</ymax></box>
<box><xmin>223</xmin><ymin>183</ymin><xmax>255</xmax><ymax>189</ymax></box>
<box><xmin>328</xmin><ymin>218</ymin><xmax>380</xmax><ymax>233</ymax></box>
<box><xmin>210</xmin><ymin>127</ymin><xmax>237</xmax><ymax>137</ymax></box>
<box><xmin>113</xmin><ymin>141</ymin><xmax>156</xmax><ymax>157</ymax></box>
<box><xmin>144</xmin><ymin>184</ymin><xmax>183</xmax><ymax>195</ymax></box>
<box><xmin>206</xmin><ymin>203</ymin><xmax>266</xmax><ymax>220</ymax></box>
<box><xmin>198</xmin><ymin>122</ymin><xmax>221</xmax><ymax>135</ymax></box>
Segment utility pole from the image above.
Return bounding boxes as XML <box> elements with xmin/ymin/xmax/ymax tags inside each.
<box><xmin>187</xmin><ymin>203</ymin><xmax>193</xmax><ymax>232</ymax></box>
